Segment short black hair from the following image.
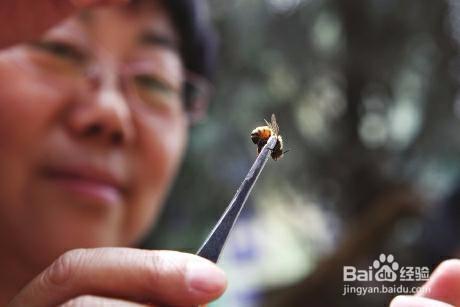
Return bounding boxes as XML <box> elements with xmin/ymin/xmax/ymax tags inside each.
<box><xmin>162</xmin><ymin>0</ymin><xmax>218</xmax><ymax>82</ymax></box>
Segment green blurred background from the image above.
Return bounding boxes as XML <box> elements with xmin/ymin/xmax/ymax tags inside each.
<box><xmin>143</xmin><ymin>0</ymin><xmax>460</xmax><ymax>306</ymax></box>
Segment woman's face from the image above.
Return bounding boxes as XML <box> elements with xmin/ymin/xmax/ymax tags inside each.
<box><xmin>0</xmin><ymin>1</ymin><xmax>188</xmax><ymax>268</ymax></box>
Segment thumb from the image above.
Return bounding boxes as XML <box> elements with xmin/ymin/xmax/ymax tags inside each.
<box><xmin>8</xmin><ymin>248</ymin><xmax>227</xmax><ymax>307</ymax></box>
<box><xmin>415</xmin><ymin>259</ymin><xmax>460</xmax><ymax>306</ymax></box>
<box><xmin>390</xmin><ymin>296</ymin><xmax>454</xmax><ymax>307</ymax></box>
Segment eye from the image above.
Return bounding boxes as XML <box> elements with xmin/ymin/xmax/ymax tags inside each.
<box><xmin>34</xmin><ymin>40</ymin><xmax>86</xmax><ymax>63</ymax></box>
<box><xmin>131</xmin><ymin>74</ymin><xmax>182</xmax><ymax>109</ymax></box>
<box><xmin>134</xmin><ymin>74</ymin><xmax>174</xmax><ymax>94</ymax></box>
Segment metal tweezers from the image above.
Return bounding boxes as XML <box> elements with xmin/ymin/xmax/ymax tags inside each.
<box><xmin>196</xmin><ymin>135</ymin><xmax>277</xmax><ymax>263</ymax></box>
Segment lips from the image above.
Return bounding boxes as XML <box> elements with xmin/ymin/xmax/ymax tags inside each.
<box><xmin>41</xmin><ymin>164</ymin><xmax>127</xmax><ymax>206</ymax></box>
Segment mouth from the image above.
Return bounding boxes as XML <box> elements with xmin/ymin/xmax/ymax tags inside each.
<box><xmin>41</xmin><ymin>165</ymin><xmax>126</xmax><ymax>207</ymax></box>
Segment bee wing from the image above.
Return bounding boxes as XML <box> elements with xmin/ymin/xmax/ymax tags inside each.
<box><xmin>264</xmin><ymin>118</ymin><xmax>271</xmax><ymax>129</ymax></box>
<box><xmin>271</xmin><ymin>113</ymin><xmax>279</xmax><ymax>135</ymax></box>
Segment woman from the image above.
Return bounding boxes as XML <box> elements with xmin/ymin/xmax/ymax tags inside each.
<box><xmin>0</xmin><ymin>0</ymin><xmax>226</xmax><ymax>306</ymax></box>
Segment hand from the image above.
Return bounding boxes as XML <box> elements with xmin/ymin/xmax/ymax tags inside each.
<box><xmin>8</xmin><ymin>248</ymin><xmax>227</xmax><ymax>306</ymax></box>
<box><xmin>0</xmin><ymin>0</ymin><xmax>129</xmax><ymax>48</ymax></box>
<box><xmin>390</xmin><ymin>259</ymin><xmax>460</xmax><ymax>307</ymax></box>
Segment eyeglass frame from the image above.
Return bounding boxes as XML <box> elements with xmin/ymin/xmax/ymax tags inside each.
<box><xmin>25</xmin><ymin>41</ymin><xmax>212</xmax><ymax>124</ymax></box>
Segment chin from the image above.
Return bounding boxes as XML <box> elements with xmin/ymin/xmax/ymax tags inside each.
<box><xmin>18</xmin><ymin>204</ymin><xmax>125</xmax><ymax>270</ymax></box>
<box><xmin>21</xmin><ymin>224</ymin><xmax>125</xmax><ymax>272</ymax></box>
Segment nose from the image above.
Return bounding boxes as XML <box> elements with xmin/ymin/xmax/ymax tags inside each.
<box><xmin>66</xmin><ymin>83</ymin><xmax>135</xmax><ymax>147</ymax></box>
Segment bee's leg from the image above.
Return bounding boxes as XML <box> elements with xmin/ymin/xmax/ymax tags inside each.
<box><xmin>257</xmin><ymin>139</ymin><xmax>268</xmax><ymax>147</ymax></box>
<box><xmin>257</xmin><ymin>145</ymin><xmax>264</xmax><ymax>154</ymax></box>
<box><xmin>256</xmin><ymin>140</ymin><xmax>267</xmax><ymax>155</ymax></box>
<box><xmin>264</xmin><ymin>146</ymin><xmax>275</xmax><ymax>155</ymax></box>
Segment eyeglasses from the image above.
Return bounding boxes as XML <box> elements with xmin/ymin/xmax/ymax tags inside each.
<box><xmin>28</xmin><ymin>39</ymin><xmax>211</xmax><ymax>123</ymax></box>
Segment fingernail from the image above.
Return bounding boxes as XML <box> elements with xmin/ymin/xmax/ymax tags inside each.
<box><xmin>186</xmin><ymin>260</ymin><xmax>227</xmax><ymax>294</ymax></box>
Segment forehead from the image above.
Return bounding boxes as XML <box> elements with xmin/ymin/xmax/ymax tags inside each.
<box><xmin>48</xmin><ymin>0</ymin><xmax>180</xmax><ymax>54</ymax></box>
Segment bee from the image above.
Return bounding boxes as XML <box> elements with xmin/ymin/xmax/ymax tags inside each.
<box><xmin>250</xmin><ymin>114</ymin><xmax>285</xmax><ymax>160</ymax></box>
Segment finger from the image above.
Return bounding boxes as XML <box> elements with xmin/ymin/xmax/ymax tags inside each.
<box><xmin>390</xmin><ymin>296</ymin><xmax>454</xmax><ymax>307</ymax></box>
<box><xmin>60</xmin><ymin>295</ymin><xmax>150</xmax><ymax>307</ymax></box>
<box><xmin>416</xmin><ymin>259</ymin><xmax>460</xmax><ymax>306</ymax></box>
<box><xmin>9</xmin><ymin>248</ymin><xmax>227</xmax><ymax>307</ymax></box>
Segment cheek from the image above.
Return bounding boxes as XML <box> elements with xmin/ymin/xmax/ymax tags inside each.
<box><xmin>0</xmin><ymin>50</ymin><xmax>68</xmax><ymax>231</ymax></box>
<box><xmin>124</xmin><ymin>113</ymin><xmax>188</xmax><ymax>243</ymax></box>
<box><xmin>0</xmin><ymin>50</ymin><xmax>64</xmax><ymax>151</ymax></box>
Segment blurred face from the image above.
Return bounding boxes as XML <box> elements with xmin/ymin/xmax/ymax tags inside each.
<box><xmin>0</xmin><ymin>1</ymin><xmax>188</xmax><ymax>268</ymax></box>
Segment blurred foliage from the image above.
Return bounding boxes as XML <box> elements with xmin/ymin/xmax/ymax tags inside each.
<box><xmin>143</xmin><ymin>0</ymin><xmax>460</xmax><ymax>306</ymax></box>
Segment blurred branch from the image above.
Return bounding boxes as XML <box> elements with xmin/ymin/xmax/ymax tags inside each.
<box><xmin>263</xmin><ymin>184</ymin><xmax>423</xmax><ymax>306</ymax></box>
